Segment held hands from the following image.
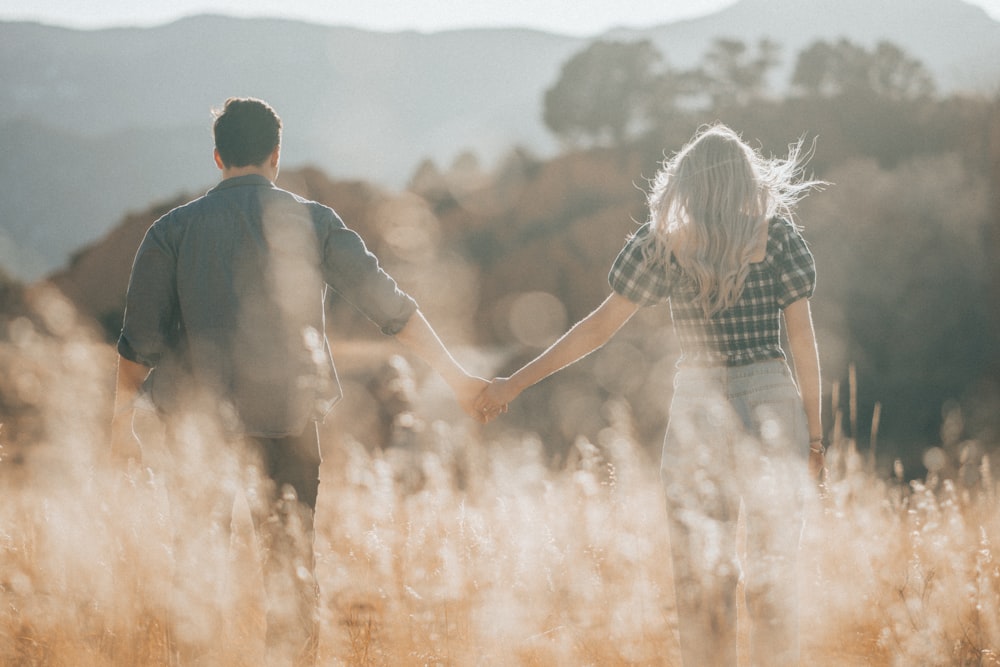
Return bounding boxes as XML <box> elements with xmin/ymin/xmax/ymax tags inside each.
<box><xmin>453</xmin><ymin>374</ymin><xmax>518</xmax><ymax>424</ymax></box>
<box><xmin>473</xmin><ymin>377</ymin><xmax>519</xmax><ymax>423</ymax></box>
<box><xmin>418</xmin><ymin>372</ymin><xmax>511</xmax><ymax>424</ymax></box>
<box><xmin>452</xmin><ymin>374</ymin><xmax>492</xmax><ymax>423</ymax></box>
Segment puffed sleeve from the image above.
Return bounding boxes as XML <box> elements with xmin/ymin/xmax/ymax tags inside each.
<box><xmin>608</xmin><ymin>222</ymin><xmax>673</xmax><ymax>306</ymax></box>
<box><xmin>773</xmin><ymin>218</ymin><xmax>816</xmax><ymax>309</ymax></box>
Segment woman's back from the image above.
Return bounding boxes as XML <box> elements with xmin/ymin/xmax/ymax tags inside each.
<box><xmin>640</xmin><ymin>123</ymin><xmax>821</xmax><ymax>320</ymax></box>
<box><xmin>609</xmin><ymin>217</ymin><xmax>815</xmax><ymax>367</ymax></box>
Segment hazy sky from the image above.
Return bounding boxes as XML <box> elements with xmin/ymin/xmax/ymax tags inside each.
<box><xmin>3</xmin><ymin>0</ymin><xmax>999</xmax><ymax>35</ymax></box>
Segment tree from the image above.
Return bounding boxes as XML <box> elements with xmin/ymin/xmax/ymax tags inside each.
<box><xmin>792</xmin><ymin>40</ymin><xmax>849</xmax><ymax>97</ymax></box>
<box><xmin>792</xmin><ymin>39</ymin><xmax>934</xmax><ymax>100</ymax></box>
<box><xmin>869</xmin><ymin>41</ymin><xmax>935</xmax><ymax>100</ymax></box>
<box><xmin>700</xmin><ymin>38</ymin><xmax>781</xmax><ymax>108</ymax></box>
<box><xmin>543</xmin><ymin>40</ymin><xmax>662</xmax><ymax>146</ymax></box>
<box><xmin>646</xmin><ymin>66</ymin><xmax>713</xmax><ymax>123</ymax></box>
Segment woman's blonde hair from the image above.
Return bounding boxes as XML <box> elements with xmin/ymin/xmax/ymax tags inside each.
<box><xmin>644</xmin><ymin>123</ymin><xmax>821</xmax><ymax>316</ymax></box>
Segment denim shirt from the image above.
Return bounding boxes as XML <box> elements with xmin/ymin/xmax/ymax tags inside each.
<box><xmin>118</xmin><ymin>174</ymin><xmax>417</xmax><ymax>437</ymax></box>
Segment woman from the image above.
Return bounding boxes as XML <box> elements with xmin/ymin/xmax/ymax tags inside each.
<box><xmin>476</xmin><ymin>123</ymin><xmax>824</xmax><ymax>666</ymax></box>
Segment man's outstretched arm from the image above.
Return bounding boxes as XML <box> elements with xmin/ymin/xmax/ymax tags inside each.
<box><xmin>393</xmin><ymin>310</ymin><xmax>491</xmax><ymax>422</ymax></box>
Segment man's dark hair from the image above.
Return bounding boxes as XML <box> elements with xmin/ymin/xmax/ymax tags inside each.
<box><xmin>213</xmin><ymin>97</ymin><xmax>282</xmax><ymax>168</ymax></box>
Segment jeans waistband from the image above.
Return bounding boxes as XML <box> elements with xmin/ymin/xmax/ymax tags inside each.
<box><xmin>676</xmin><ymin>358</ymin><xmax>789</xmax><ymax>381</ymax></box>
<box><xmin>673</xmin><ymin>359</ymin><xmax>794</xmax><ymax>396</ymax></box>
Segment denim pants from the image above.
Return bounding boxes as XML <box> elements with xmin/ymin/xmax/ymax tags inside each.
<box><xmin>252</xmin><ymin>425</ymin><xmax>322</xmax><ymax>667</ymax></box>
<box><xmin>660</xmin><ymin>360</ymin><xmax>809</xmax><ymax>667</ymax></box>
<box><xmin>132</xmin><ymin>409</ymin><xmax>322</xmax><ymax>667</ymax></box>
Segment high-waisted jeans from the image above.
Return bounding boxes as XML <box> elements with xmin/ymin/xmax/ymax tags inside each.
<box><xmin>660</xmin><ymin>359</ymin><xmax>809</xmax><ymax>667</ymax></box>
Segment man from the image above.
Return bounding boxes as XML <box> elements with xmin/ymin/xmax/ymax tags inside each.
<box><xmin>111</xmin><ymin>97</ymin><xmax>490</xmax><ymax>665</ymax></box>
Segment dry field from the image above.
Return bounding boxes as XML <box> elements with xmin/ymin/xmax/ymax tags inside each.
<box><xmin>1</xmin><ymin>291</ymin><xmax>999</xmax><ymax>666</ymax></box>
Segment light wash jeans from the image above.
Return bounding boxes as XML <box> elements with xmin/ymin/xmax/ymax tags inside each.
<box><xmin>660</xmin><ymin>359</ymin><xmax>809</xmax><ymax>667</ymax></box>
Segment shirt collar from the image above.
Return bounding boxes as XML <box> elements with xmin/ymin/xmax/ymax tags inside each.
<box><xmin>208</xmin><ymin>173</ymin><xmax>275</xmax><ymax>194</ymax></box>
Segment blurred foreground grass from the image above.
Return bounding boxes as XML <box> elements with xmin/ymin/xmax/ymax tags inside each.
<box><xmin>0</xmin><ymin>293</ymin><xmax>998</xmax><ymax>665</ymax></box>
<box><xmin>2</xmin><ymin>418</ymin><xmax>999</xmax><ymax>665</ymax></box>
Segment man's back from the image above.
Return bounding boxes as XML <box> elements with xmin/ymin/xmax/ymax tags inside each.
<box><xmin>121</xmin><ymin>174</ymin><xmax>340</xmax><ymax>436</ymax></box>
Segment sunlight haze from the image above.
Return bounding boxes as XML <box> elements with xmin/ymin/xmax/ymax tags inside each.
<box><xmin>3</xmin><ymin>0</ymin><xmax>1000</xmax><ymax>33</ymax></box>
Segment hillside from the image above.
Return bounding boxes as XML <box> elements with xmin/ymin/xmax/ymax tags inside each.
<box><xmin>1</xmin><ymin>0</ymin><xmax>999</xmax><ymax>280</ymax></box>
<box><xmin>0</xmin><ymin>18</ymin><xmax>580</xmax><ymax>281</ymax></box>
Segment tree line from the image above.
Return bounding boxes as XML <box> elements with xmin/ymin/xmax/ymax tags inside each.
<box><xmin>543</xmin><ymin>36</ymin><xmax>936</xmax><ymax>147</ymax></box>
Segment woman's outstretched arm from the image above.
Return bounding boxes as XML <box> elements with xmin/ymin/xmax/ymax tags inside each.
<box><xmin>784</xmin><ymin>297</ymin><xmax>824</xmax><ymax>478</ymax></box>
<box><xmin>476</xmin><ymin>292</ymin><xmax>640</xmax><ymax>412</ymax></box>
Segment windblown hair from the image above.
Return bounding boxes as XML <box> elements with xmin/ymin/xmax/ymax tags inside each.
<box><xmin>212</xmin><ymin>97</ymin><xmax>282</xmax><ymax>168</ymax></box>
<box><xmin>644</xmin><ymin>123</ymin><xmax>821</xmax><ymax>317</ymax></box>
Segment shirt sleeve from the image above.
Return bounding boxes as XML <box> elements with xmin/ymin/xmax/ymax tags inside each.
<box><xmin>773</xmin><ymin>219</ymin><xmax>817</xmax><ymax>309</ymax></box>
<box><xmin>117</xmin><ymin>218</ymin><xmax>179</xmax><ymax>367</ymax></box>
<box><xmin>608</xmin><ymin>223</ymin><xmax>673</xmax><ymax>306</ymax></box>
<box><xmin>315</xmin><ymin>207</ymin><xmax>418</xmax><ymax>335</ymax></box>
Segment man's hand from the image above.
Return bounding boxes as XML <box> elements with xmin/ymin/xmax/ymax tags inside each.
<box><xmin>452</xmin><ymin>374</ymin><xmax>495</xmax><ymax>423</ymax></box>
<box><xmin>110</xmin><ymin>411</ymin><xmax>142</xmax><ymax>467</ymax></box>
<box><xmin>111</xmin><ymin>410</ymin><xmax>142</xmax><ymax>470</ymax></box>
<box><xmin>111</xmin><ymin>355</ymin><xmax>149</xmax><ymax>468</ymax></box>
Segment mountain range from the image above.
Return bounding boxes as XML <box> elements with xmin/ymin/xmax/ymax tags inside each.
<box><xmin>1</xmin><ymin>0</ymin><xmax>999</xmax><ymax>281</ymax></box>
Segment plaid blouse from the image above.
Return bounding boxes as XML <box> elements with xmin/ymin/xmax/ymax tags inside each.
<box><xmin>609</xmin><ymin>218</ymin><xmax>816</xmax><ymax>367</ymax></box>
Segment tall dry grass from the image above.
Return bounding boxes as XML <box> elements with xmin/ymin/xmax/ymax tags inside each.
<box><xmin>2</xmin><ymin>290</ymin><xmax>999</xmax><ymax>666</ymax></box>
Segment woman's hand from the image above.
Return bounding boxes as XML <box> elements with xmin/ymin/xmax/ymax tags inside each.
<box><xmin>474</xmin><ymin>377</ymin><xmax>518</xmax><ymax>421</ymax></box>
<box><xmin>451</xmin><ymin>374</ymin><xmax>492</xmax><ymax>422</ymax></box>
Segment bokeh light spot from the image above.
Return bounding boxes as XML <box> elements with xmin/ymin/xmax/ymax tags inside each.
<box><xmin>507</xmin><ymin>291</ymin><xmax>567</xmax><ymax>349</ymax></box>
